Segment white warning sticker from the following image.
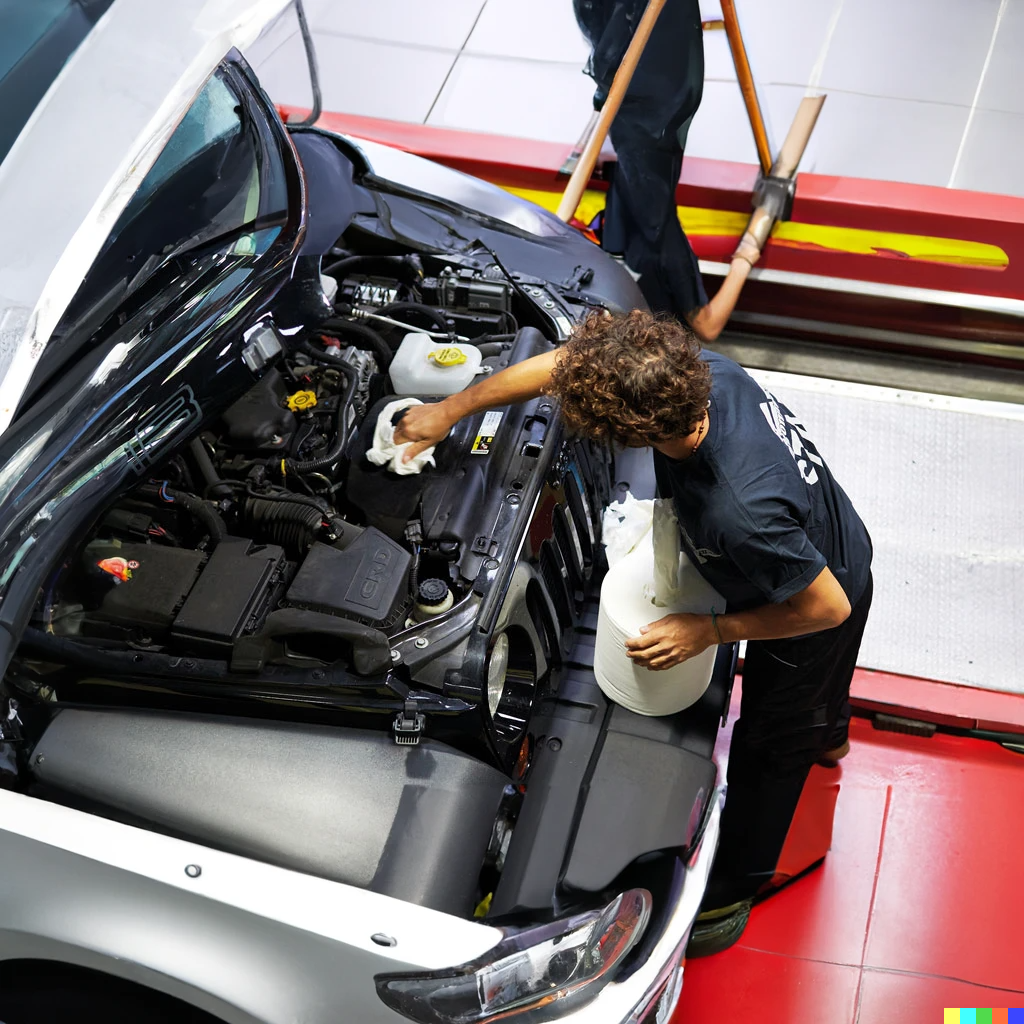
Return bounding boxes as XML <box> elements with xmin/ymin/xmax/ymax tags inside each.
<box><xmin>471</xmin><ymin>410</ymin><xmax>503</xmax><ymax>455</ymax></box>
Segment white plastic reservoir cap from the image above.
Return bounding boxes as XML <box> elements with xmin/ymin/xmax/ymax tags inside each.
<box><xmin>594</xmin><ymin>531</ymin><xmax>725</xmax><ymax>717</ymax></box>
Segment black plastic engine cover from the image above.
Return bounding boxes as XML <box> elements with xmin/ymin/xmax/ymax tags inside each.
<box><xmin>220</xmin><ymin>368</ymin><xmax>296</xmax><ymax>451</ymax></box>
<box><xmin>346</xmin><ymin>401</ymin><xmax>429</xmax><ymax>541</ymax></box>
<box><xmin>171</xmin><ymin>537</ymin><xmax>287</xmax><ymax>654</ymax></box>
<box><xmin>561</xmin><ymin>709</ymin><xmax>718</xmax><ymax>893</ymax></box>
<box><xmin>85</xmin><ymin>540</ymin><xmax>205</xmax><ymax>633</ymax></box>
<box><xmin>285</xmin><ymin>532</ymin><xmax>410</xmax><ymax>627</ymax></box>
<box><xmin>490</xmin><ymin>644</ymin><xmax>735</xmax><ymax>916</ymax></box>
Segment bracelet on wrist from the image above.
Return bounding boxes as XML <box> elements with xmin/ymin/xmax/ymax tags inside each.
<box><xmin>710</xmin><ymin>609</ymin><xmax>725</xmax><ymax>645</ymax></box>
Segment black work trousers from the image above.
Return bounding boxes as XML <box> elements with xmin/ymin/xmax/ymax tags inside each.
<box><xmin>705</xmin><ymin>573</ymin><xmax>874</xmax><ymax>908</ymax></box>
<box><xmin>602</xmin><ymin>132</ymin><xmax>708</xmax><ymax>319</ymax></box>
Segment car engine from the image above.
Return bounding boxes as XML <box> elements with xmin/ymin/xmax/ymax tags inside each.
<box><xmin>25</xmin><ymin>251</ymin><xmax>608</xmax><ymax>766</ymax></box>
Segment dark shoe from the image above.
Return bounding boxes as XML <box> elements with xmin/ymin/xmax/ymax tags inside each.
<box><xmin>685</xmin><ymin>899</ymin><xmax>753</xmax><ymax>958</ymax></box>
<box><xmin>818</xmin><ymin>738</ymin><xmax>851</xmax><ymax>768</ymax></box>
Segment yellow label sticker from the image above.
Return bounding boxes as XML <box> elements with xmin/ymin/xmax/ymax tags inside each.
<box><xmin>472</xmin><ymin>410</ymin><xmax>503</xmax><ymax>455</ymax></box>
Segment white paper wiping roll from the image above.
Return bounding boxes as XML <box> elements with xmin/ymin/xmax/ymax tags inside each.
<box><xmin>594</xmin><ymin>525</ymin><xmax>725</xmax><ymax>717</ymax></box>
<box><xmin>651</xmin><ymin>498</ymin><xmax>682</xmax><ymax>607</ymax></box>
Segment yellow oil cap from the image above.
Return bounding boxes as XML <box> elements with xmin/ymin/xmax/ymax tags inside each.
<box><xmin>286</xmin><ymin>389</ymin><xmax>317</xmax><ymax>411</ymax></box>
<box><xmin>428</xmin><ymin>346</ymin><xmax>467</xmax><ymax>367</ymax></box>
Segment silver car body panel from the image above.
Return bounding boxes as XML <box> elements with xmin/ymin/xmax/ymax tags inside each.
<box><xmin>0</xmin><ymin>787</ymin><xmax>502</xmax><ymax>1021</ymax></box>
<box><xmin>0</xmin><ymin>784</ymin><xmax>720</xmax><ymax>1022</ymax></box>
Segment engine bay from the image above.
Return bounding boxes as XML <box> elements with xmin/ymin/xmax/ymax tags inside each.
<box><xmin>36</xmin><ymin>255</ymin><xmax>535</xmax><ymax>657</ymax></box>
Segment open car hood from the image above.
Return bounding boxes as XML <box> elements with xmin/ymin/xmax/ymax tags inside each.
<box><xmin>0</xmin><ymin>0</ymin><xmax>295</xmax><ymax>439</ymax></box>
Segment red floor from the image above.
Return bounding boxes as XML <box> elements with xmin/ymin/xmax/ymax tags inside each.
<box><xmin>673</xmin><ymin>708</ymin><xmax>1024</xmax><ymax>1022</ymax></box>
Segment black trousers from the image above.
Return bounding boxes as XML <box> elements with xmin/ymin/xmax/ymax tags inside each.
<box><xmin>602</xmin><ymin>134</ymin><xmax>708</xmax><ymax>319</ymax></box>
<box><xmin>574</xmin><ymin>0</ymin><xmax>708</xmax><ymax>319</ymax></box>
<box><xmin>705</xmin><ymin>573</ymin><xmax>874</xmax><ymax>908</ymax></box>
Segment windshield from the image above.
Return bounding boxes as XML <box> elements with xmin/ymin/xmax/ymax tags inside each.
<box><xmin>54</xmin><ymin>64</ymin><xmax>290</xmax><ymax>339</ymax></box>
<box><xmin>133</xmin><ymin>71</ymin><xmax>270</xmax><ymax>257</ymax></box>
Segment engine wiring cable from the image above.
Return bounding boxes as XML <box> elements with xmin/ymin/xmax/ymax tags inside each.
<box><xmin>378</xmin><ymin>301</ymin><xmax>450</xmax><ymax>334</ymax></box>
<box><xmin>471</xmin><ymin>241</ymin><xmax>537</xmax><ymax>314</ymax></box>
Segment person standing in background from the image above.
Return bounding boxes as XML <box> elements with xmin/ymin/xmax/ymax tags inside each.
<box><xmin>574</xmin><ymin>0</ymin><xmax>759</xmax><ymax>341</ymax></box>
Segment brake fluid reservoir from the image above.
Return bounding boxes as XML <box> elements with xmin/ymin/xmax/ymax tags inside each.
<box><xmin>389</xmin><ymin>333</ymin><xmax>483</xmax><ymax>395</ymax></box>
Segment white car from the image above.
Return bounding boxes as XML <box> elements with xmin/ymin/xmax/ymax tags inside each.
<box><xmin>0</xmin><ymin>3</ymin><xmax>732</xmax><ymax>1021</ymax></box>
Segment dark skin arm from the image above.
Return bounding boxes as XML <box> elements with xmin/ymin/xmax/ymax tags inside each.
<box><xmin>625</xmin><ymin>565</ymin><xmax>851</xmax><ymax>670</ymax></box>
<box><xmin>394</xmin><ymin>234</ymin><xmax>762</xmax><ymax>445</ymax></box>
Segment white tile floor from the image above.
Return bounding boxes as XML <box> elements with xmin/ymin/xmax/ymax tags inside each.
<box><xmin>428</xmin><ymin>54</ymin><xmax>597</xmax><ymax>144</ymax></box>
<box><xmin>252</xmin><ymin>0</ymin><xmax>1024</xmax><ymax>197</ymax></box>
<box><xmin>754</xmin><ymin>372</ymin><xmax>1024</xmax><ymax>694</ymax></box>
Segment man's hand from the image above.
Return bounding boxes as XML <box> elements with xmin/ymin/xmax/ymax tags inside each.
<box><xmin>393</xmin><ymin>402</ymin><xmax>455</xmax><ymax>462</ymax></box>
<box><xmin>624</xmin><ymin>613</ymin><xmax>716</xmax><ymax>671</ymax></box>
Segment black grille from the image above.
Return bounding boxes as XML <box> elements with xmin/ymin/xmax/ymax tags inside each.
<box><xmin>562</xmin><ymin>472</ymin><xmax>594</xmax><ymax>569</ymax></box>
<box><xmin>553</xmin><ymin>506</ymin><xmax>584</xmax><ymax>611</ymax></box>
<box><xmin>539</xmin><ymin>539</ymin><xmax>572</xmax><ymax>631</ymax></box>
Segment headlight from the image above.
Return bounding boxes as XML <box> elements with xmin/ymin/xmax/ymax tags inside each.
<box><xmin>376</xmin><ymin>889</ymin><xmax>652</xmax><ymax>1023</ymax></box>
<box><xmin>486</xmin><ymin>633</ymin><xmax>510</xmax><ymax>718</ymax></box>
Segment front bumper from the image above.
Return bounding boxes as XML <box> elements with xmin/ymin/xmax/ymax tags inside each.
<box><xmin>557</xmin><ymin>789</ymin><xmax>722</xmax><ymax>1024</ymax></box>
<box><xmin>0</xmin><ymin>787</ymin><xmax>720</xmax><ymax>1023</ymax></box>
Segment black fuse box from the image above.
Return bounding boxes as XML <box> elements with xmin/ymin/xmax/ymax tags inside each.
<box><xmin>172</xmin><ymin>538</ymin><xmax>288</xmax><ymax>655</ymax></box>
<box><xmin>85</xmin><ymin>541</ymin><xmax>206</xmax><ymax>635</ymax></box>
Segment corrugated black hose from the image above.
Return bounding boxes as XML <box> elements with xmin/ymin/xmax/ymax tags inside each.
<box><xmin>286</xmin><ymin>354</ymin><xmax>358</xmax><ymax>474</ymax></box>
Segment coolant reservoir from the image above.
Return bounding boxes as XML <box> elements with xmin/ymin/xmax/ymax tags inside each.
<box><xmin>389</xmin><ymin>333</ymin><xmax>483</xmax><ymax>395</ymax></box>
<box><xmin>594</xmin><ymin>529</ymin><xmax>725</xmax><ymax>716</ymax></box>
<box><xmin>413</xmin><ymin>578</ymin><xmax>454</xmax><ymax>621</ymax></box>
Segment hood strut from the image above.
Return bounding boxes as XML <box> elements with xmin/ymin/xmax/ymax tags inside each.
<box><xmin>292</xmin><ymin>0</ymin><xmax>321</xmax><ymax>127</ymax></box>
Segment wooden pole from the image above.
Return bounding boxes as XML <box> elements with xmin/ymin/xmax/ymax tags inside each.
<box><xmin>719</xmin><ymin>0</ymin><xmax>772</xmax><ymax>176</ymax></box>
<box><xmin>560</xmin><ymin>16</ymin><xmax>725</xmax><ymax>175</ymax></box>
<box><xmin>743</xmin><ymin>95</ymin><xmax>827</xmax><ymax>250</ymax></box>
<box><xmin>771</xmin><ymin>94</ymin><xmax>826</xmax><ymax>179</ymax></box>
<box><xmin>556</xmin><ymin>0</ymin><xmax>668</xmax><ymax>222</ymax></box>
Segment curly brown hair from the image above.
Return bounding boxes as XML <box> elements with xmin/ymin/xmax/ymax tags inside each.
<box><xmin>545</xmin><ymin>309</ymin><xmax>711</xmax><ymax>446</ymax></box>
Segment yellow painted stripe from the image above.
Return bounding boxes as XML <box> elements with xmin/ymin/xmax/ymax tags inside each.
<box><xmin>773</xmin><ymin>220</ymin><xmax>1008</xmax><ymax>267</ymax></box>
<box><xmin>945</xmin><ymin>1010</ymin><xmax>960</xmax><ymax>1024</ymax></box>
<box><xmin>504</xmin><ymin>186</ymin><xmax>1008</xmax><ymax>269</ymax></box>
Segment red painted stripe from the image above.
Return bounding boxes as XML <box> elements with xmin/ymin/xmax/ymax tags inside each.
<box><xmin>768</xmin><ymin>765</ymin><xmax>840</xmax><ymax>890</ymax></box>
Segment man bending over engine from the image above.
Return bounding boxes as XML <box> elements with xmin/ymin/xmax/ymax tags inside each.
<box><xmin>393</xmin><ymin>309</ymin><xmax>873</xmax><ymax>956</ymax></box>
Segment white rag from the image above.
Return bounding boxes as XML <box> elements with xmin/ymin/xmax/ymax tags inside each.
<box><xmin>601</xmin><ymin>491</ymin><xmax>654</xmax><ymax>568</ymax></box>
<box><xmin>365</xmin><ymin>398</ymin><xmax>437</xmax><ymax>476</ymax></box>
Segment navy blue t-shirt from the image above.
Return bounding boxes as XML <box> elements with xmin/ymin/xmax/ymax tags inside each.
<box><xmin>653</xmin><ymin>351</ymin><xmax>872</xmax><ymax>612</ymax></box>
